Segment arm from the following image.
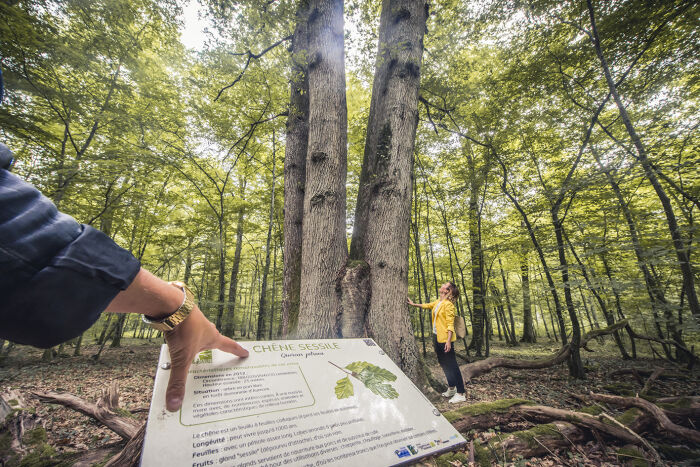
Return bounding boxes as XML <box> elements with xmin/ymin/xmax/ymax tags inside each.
<box><xmin>407</xmin><ymin>298</ymin><xmax>436</xmax><ymax>309</ymax></box>
<box><xmin>106</xmin><ymin>268</ymin><xmax>248</xmax><ymax>412</ymax></box>
<box><xmin>1</xmin><ymin>168</ymin><xmax>246</xmax><ymax>412</ymax></box>
<box><xmin>444</xmin><ymin>301</ymin><xmax>456</xmax><ymax>352</ymax></box>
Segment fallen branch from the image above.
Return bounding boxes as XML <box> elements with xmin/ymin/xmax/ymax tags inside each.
<box><xmin>640</xmin><ymin>367</ymin><xmax>664</xmax><ymax>396</ymax></box>
<box><xmin>104</xmin><ymin>422</ymin><xmax>146</xmax><ymax>467</ymax></box>
<box><xmin>600</xmin><ymin>413</ymin><xmax>662</xmax><ymax>465</ymax></box>
<box><xmin>462</xmin><ymin>320</ymin><xmax>628</xmax><ymax>381</ymax></box>
<box><xmin>32</xmin><ymin>382</ymin><xmax>140</xmax><ymax>440</ymax></box>
<box><xmin>608</xmin><ymin>367</ymin><xmax>689</xmax><ymax>381</ymax></box>
<box><xmin>590</xmin><ymin>392</ymin><xmax>700</xmax><ymax>444</ymax></box>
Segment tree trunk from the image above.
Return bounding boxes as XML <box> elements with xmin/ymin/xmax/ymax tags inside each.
<box><xmin>257</xmin><ymin>132</ymin><xmax>277</xmax><ymax>340</ymax></box>
<box><xmin>282</xmin><ymin>3</ymin><xmax>309</xmax><ymax>338</ymax></box>
<box><xmin>592</xmin><ymin>147</ymin><xmax>678</xmax><ymax>359</ymax></box>
<box><xmin>296</xmin><ymin>0</ymin><xmax>348</xmax><ymax>339</ymax></box>
<box><xmin>270</xmin><ymin>240</ymin><xmax>279</xmax><ymax>339</ymax></box>
<box><xmin>566</xmin><ymin>233</ymin><xmax>629</xmax><ymax>359</ymax></box>
<box><xmin>224</xmin><ymin>180</ymin><xmax>246</xmax><ymax>338</ymax></box>
<box><xmin>586</xmin><ymin>0</ymin><xmax>699</xmax><ymax>318</ymax></box>
<box><xmin>499</xmin><ymin>161</ymin><xmax>567</xmax><ymax>345</ymax></box>
<box><xmin>551</xmin><ymin>214</ymin><xmax>585</xmax><ymax>378</ymax></box>
<box><xmin>520</xmin><ymin>253</ymin><xmax>536</xmax><ymax>343</ymax></box>
<box><xmin>499</xmin><ymin>258</ymin><xmax>518</xmax><ymax>345</ymax></box>
<box><xmin>346</xmin><ymin>0</ymin><xmax>428</xmax><ymax>384</ymax></box>
<box><xmin>469</xmin><ymin>191</ymin><xmax>487</xmax><ymax>355</ymax></box>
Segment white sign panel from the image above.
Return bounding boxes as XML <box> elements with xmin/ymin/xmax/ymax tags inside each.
<box><xmin>141</xmin><ymin>339</ymin><xmax>465</xmax><ymax>466</ymax></box>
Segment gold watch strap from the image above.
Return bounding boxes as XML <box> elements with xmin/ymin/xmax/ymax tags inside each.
<box><xmin>142</xmin><ymin>281</ymin><xmax>195</xmax><ymax>332</ymax></box>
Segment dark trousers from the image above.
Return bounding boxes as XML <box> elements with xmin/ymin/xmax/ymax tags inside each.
<box><xmin>433</xmin><ymin>336</ymin><xmax>465</xmax><ymax>393</ymax></box>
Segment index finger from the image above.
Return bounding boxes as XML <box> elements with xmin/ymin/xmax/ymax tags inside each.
<box><xmin>215</xmin><ymin>336</ymin><xmax>249</xmax><ymax>358</ymax></box>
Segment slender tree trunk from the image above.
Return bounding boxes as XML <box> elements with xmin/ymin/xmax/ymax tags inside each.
<box><xmin>183</xmin><ymin>239</ymin><xmax>193</xmax><ymax>284</ymax></box>
<box><xmin>296</xmin><ymin>0</ymin><xmax>348</xmax><ymax>339</ymax></box>
<box><xmin>499</xmin><ymin>258</ymin><xmax>518</xmax><ymax>345</ymax></box>
<box><xmin>591</xmin><ymin>147</ymin><xmax>681</xmax><ymax>359</ymax></box>
<box><xmin>282</xmin><ymin>3</ymin><xmax>310</xmax><ymax>338</ymax></box>
<box><xmin>270</xmin><ymin>240</ymin><xmax>278</xmax><ymax>340</ymax></box>
<box><xmin>539</xmin><ymin>304</ymin><xmax>550</xmax><ymax>339</ymax></box>
<box><xmin>224</xmin><ymin>180</ymin><xmax>246</xmax><ymax>338</ymax></box>
<box><xmin>215</xmin><ymin>219</ymin><xmax>227</xmax><ymax>330</ymax></box>
<box><xmin>499</xmin><ymin>162</ymin><xmax>568</xmax><ymax>345</ymax></box>
<box><xmin>257</xmin><ymin>132</ymin><xmax>278</xmax><ymax>340</ymax></box>
<box><xmin>469</xmin><ymin>191</ymin><xmax>487</xmax><ymax>355</ymax></box>
<box><xmin>552</xmin><ymin>213</ymin><xmax>584</xmax><ymax>378</ymax></box>
<box><xmin>520</xmin><ymin>252</ymin><xmax>536</xmax><ymax>343</ymax></box>
<box><xmin>566</xmin><ymin>233</ymin><xmax>629</xmax><ymax>359</ymax></box>
<box><xmin>424</xmin><ymin>178</ymin><xmax>439</xmax><ymax>298</ymax></box>
<box><xmin>586</xmin><ymin>0</ymin><xmax>699</xmax><ymax>317</ymax></box>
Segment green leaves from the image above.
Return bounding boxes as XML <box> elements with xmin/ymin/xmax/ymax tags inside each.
<box><xmin>333</xmin><ymin>361</ymin><xmax>399</xmax><ymax>400</ymax></box>
<box><xmin>334</xmin><ymin>376</ymin><xmax>354</xmax><ymax>399</ymax></box>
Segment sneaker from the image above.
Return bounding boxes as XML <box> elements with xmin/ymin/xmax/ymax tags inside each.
<box><xmin>449</xmin><ymin>393</ymin><xmax>466</xmax><ymax>404</ymax></box>
<box><xmin>441</xmin><ymin>387</ymin><xmax>456</xmax><ymax>398</ymax></box>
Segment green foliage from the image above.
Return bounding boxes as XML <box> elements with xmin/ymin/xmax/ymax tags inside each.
<box><xmin>1</xmin><ymin>0</ymin><xmax>697</xmax><ymax>348</ymax></box>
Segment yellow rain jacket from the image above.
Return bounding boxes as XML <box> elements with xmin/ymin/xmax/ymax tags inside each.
<box><xmin>419</xmin><ymin>300</ymin><xmax>456</xmax><ymax>343</ymax></box>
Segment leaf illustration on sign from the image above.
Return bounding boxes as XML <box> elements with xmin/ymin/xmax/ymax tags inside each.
<box><xmin>335</xmin><ymin>376</ymin><xmax>354</xmax><ymax>399</ymax></box>
<box><xmin>330</xmin><ymin>361</ymin><xmax>399</xmax><ymax>400</ymax></box>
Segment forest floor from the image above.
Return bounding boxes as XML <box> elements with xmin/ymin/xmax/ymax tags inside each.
<box><xmin>1</xmin><ymin>337</ymin><xmax>698</xmax><ymax>466</ymax></box>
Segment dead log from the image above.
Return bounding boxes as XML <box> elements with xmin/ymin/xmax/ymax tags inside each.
<box><xmin>105</xmin><ymin>422</ymin><xmax>146</xmax><ymax>467</ymax></box>
<box><xmin>481</xmin><ymin>422</ymin><xmax>588</xmax><ymax>462</ymax></box>
<box><xmin>656</xmin><ymin>396</ymin><xmax>700</xmax><ymax>404</ymax></box>
<box><xmin>608</xmin><ymin>367</ymin><xmax>690</xmax><ymax>381</ymax></box>
<box><xmin>0</xmin><ymin>390</ymin><xmax>45</xmax><ymax>465</ymax></box>
<box><xmin>516</xmin><ymin>405</ymin><xmax>641</xmax><ymax>444</ymax></box>
<box><xmin>444</xmin><ymin>399</ymin><xmax>534</xmax><ymax>432</ymax></box>
<box><xmin>32</xmin><ymin>382</ymin><xmax>140</xmax><ymax>440</ymax></box>
<box><xmin>445</xmin><ymin>399</ymin><xmax>644</xmax><ymax>445</ymax></box>
<box><xmin>590</xmin><ymin>392</ymin><xmax>700</xmax><ymax>444</ymax></box>
<box><xmin>462</xmin><ymin>319</ymin><xmax>628</xmax><ymax>381</ymax></box>
<box><xmin>640</xmin><ymin>367</ymin><xmax>664</xmax><ymax>396</ymax></box>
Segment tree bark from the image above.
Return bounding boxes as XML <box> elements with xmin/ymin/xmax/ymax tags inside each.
<box><xmin>296</xmin><ymin>0</ymin><xmax>348</xmax><ymax>339</ymax></box>
<box><xmin>257</xmin><ymin>132</ymin><xmax>278</xmax><ymax>339</ymax></box>
<box><xmin>224</xmin><ymin>179</ymin><xmax>246</xmax><ymax>337</ymax></box>
<box><xmin>282</xmin><ymin>3</ymin><xmax>309</xmax><ymax>338</ymax></box>
<box><xmin>499</xmin><ymin>258</ymin><xmax>518</xmax><ymax>345</ymax></box>
<box><xmin>346</xmin><ymin>0</ymin><xmax>428</xmax><ymax>384</ymax></box>
<box><xmin>520</xmin><ymin>251</ymin><xmax>536</xmax><ymax>343</ymax></box>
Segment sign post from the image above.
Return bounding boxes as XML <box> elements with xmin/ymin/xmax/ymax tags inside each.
<box><xmin>142</xmin><ymin>339</ymin><xmax>465</xmax><ymax>466</ymax></box>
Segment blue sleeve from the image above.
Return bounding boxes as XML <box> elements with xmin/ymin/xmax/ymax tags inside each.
<box><xmin>0</xmin><ymin>169</ymin><xmax>141</xmax><ymax>348</ymax></box>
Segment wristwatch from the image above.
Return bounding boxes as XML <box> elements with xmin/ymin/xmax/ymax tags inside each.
<box><xmin>142</xmin><ymin>281</ymin><xmax>195</xmax><ymax>332</ymax></box>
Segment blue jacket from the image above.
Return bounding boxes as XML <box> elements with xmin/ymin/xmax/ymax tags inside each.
<box><xmin>0</xmin><ymin>168</ymin><xmax>140</xmax><ymax>348</ymax></box>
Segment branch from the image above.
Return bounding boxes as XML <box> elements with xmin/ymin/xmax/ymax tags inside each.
<box><xmin>32</xmin><ymin>383</ymin><xmax>140</xmax><ymax>440</ymax></box>
<box><xmin>590</xmin><ymin>392</ymin><xmax>700</xmax><ymax>444</ymax></box>
<box><xmin>214</xmin><ymin>35</ymin><xmax>293</xmax><ymax>101</ymax></box>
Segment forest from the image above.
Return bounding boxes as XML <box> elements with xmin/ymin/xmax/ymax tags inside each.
<box><xmin>0</xmin><ymin>0</ymin><xmax>698</xmax><ymax>465</ymax></box>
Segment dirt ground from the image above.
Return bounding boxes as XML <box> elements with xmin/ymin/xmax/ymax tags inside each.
<box><xmin>1</xmin><ymin>337</ymin><xmax>698</xmax><ymax>466</ymax></box>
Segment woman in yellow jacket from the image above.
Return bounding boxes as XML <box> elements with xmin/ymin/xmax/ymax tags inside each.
<box><xmin>408</xmin><ymin>281</ymin><xmax>466</xmax><ymax>403</ymax></box>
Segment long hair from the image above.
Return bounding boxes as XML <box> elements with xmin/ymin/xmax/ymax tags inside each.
<box><xmin>446</xmin><ymin>281</ymin><xmax>459</xmax><ymax>302</ymax></box>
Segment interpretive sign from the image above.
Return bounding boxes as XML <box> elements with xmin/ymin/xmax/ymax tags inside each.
<box><xmin>141</xmin><ymin>339</ymin><xmax>466</xmax><ymax>466</ymax></box>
